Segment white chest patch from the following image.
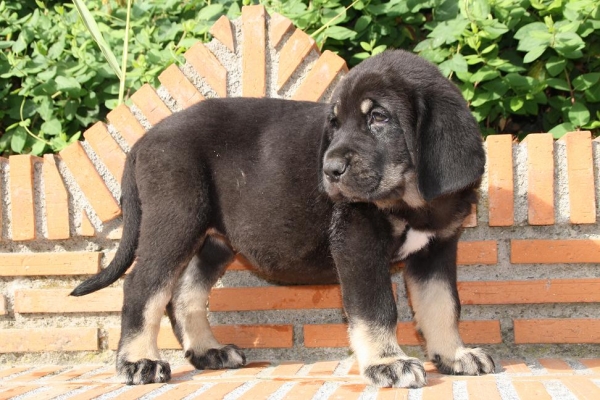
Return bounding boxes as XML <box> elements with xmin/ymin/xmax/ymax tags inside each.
<box><xmin>396</xmin><ymin>229</ymin><xmax>434</xmax><ymax>260</ymax></box>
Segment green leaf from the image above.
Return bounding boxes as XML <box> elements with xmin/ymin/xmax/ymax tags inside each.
<box><xmin>572</xmin><ymin>73</ymin><xmax>600</xmax><ymax>91</ymax></box>
<box><xmin>469</xmin><ymin>66</ymin><xmax>499</xmax><ymax>84</ymax></box>
<box><xmin>41</xmin><ymin>119</ymin><xmax>62</xmax><ymax>136</ymax></box>
<box><xmin>450</xmin><ymin>53</ymin><xmax>468</xmax><ymax>73</ymax></box>
<box><xmin>323</xmin><ymin>26</ymin><xmax>356</xmax><ymax>41</ymax></box>
<box><xmin>523</xmin><ymin>46</ymin><xmax>547</xmax><ymax>63</ymax></box>
<box><xmin>355</xmin><ymin>15</ymin><xmax>371</xmax><ymax>32</ymax></box>
<box><xmin>30</xmin><ymin>140</ymin><xmax>47</xmax><ymax>156</ymax></box>
<box><xmin>514</xmin><ymin>22</ymin><xmax>547</xmax><ymax>40</ymax></box>
<box><xmin>568</xmin><ymin>102</ymin><xmax>590</xmax><ymax>126</ymax></box>
<box><xmin>11</xmin><ymin>127</ymin><xmax>27</xmax><ymax>153</ymax></box>
<box><xmin>549</xmin><ymin>122</ymin><xmax>575</xmax><ymax>138</ymax></box>
<box><xmin>55</xmin><ymin>76</ymin><xmax>81</xmax><ymax>95</ymax></box>
<box><xmin>545</xmin><ymin>56</ymin><xmax>567</xmax><ymax>76</ymax></box>
<box><xmin>553</xmin><ymin>32</ymin><xmax>585</xmax><ymax>58</ymax></box>
<box><xmin>546</xmin><ymin>78</ymin><xmax>570</xmax><ymax>91</ymax></box>
<box><xmin>197</xmin><ymin>4</ymin><xmax>224</xmax><ymax>21</ymax></box>
<box><xmin>72</xmin><ymin>0</ymin><xmax>122</xmax><ymax>80</ymax></box>
<box><xmin>479</xmin><ymin>19</ymin><xmax>508</xmax><ymax>39</ymax></box>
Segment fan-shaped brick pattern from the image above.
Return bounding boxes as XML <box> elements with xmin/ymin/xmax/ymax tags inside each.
<box><xmin>0</xmin><ymin>7</ymin><xmax>599</xmax><ymax>391</ymax></box>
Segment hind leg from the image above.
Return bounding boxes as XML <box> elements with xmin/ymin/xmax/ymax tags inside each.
<box><xmin>116</xmin><ymin>162</ymin><xmax>211</xmax><ymax>384</ymax></box>
<box><xmin>167</xmin><ymin>236</ymin><xmax>246</xmax><ymax>370</ymax></box>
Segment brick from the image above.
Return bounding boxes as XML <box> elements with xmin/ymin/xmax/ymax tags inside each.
<box><xmin>377</xmin><ymin>387</ymin><xmax>409</xmax><ymax>400</ymax></box>
<box><xmin>9</xmin><ymin>154</ymin><xmax>39</xmax><ymax>241</ymax></box>
<box><xmin>561</xmin><ymin>377</ymin><xmax>600</xmax><ymax>400</ymax></box>
<box><xmin>0</xmin><ymin>366</ymin><xmax>31</xmax><ymax>379</ymax></box>
<box><xmin>292</xmin><ymin>50</ymin><xmax>348</xmax><ymax>102</ymax></box>
<box><xmin>269</xmin><ymin>12</ymin><xmax>294</xmax><ymax>47</ymax></box>
<box><xmin>0</xmin><ymin>252</ymin><xmax>100</xmax><ymax>276</ymax></box>
<box><xmin>42</xmin><ymin>155</ymin><xmax>70</xmax><ymax>239</ymax></box>
<box><xmin>158</xmin><ymin>64</ymin><xmax>204</xmax><ymax>109</ymax></box>
<box><xmin>59</xmin><ymin>141</ymin><xmax>121</xmax><ymax>222</ymax></box>
<box><xmin>561</xmin><ymin>131</ymin><xmax>596</xmax><ymax>223</ymax></box>
<box><xmin>67</xmin><ymin>384</ymin><xmax>124</xmax><ymax>400</ymax></box>
<box><xmin>269</xmin><ymin>362</ymin><xmax>304</xmax><ymax>376</ymax></box>
<box><xmin>511</xmin><ymin>239</ymin><xmax>600</xmax><ymax>263</ymax></box>
<box><xmin>457</xmin><ymin>240</ymin><xmax>497</xmax><ymax>265</ymax></box>
<box><xmin>514</xmin><ymin>319</ymin><xmax>600</xmax><ymax>344</ymax></box>
<box><xmin>114</xmin><ymin>384</ymin><xmax>164</xmax><ymax>400</ymax></box>
<box><xmin>579</xmin><ymin>359</ymin><xmax>600</xmax><ymax>373</ymax></box>
<box><xmin>277</xmin><ymin>29</ymin><xmax>317</xmax><ymax>90</ymax></box>
<box><xmin>83</xmin><ymin>122</ymin><xmax>126</xmax><ymax>183</ymax></box>
<box><xmin>466</xmin><ymin>380</ymin><xmax>503</xmax><ymax>400</ymax></box>
<box><xmin>195</xmin><ymin>383</ymin><xmax>244</xmax><ymax>398</ymax></box>
<box><xmin>0</xmin><ymin>386</ymin><xmax>37</xmax><ymax>399</ymax></box>
<box><xmin>210</xmin><ymin>284</ymin><xmax>395</xmax><ymax>311</ymax></box>
<box><xmin>308</xmin><ymin>360</ymin><xmax>340</xmax><ymax>376</ymax></box>
<box><xmin>486</xmin><ymin>134</ymin><xmax>514</xmax><ymax>226</ymax></box>
<box><xmin>80</xmin><ymin>210</ymin><xmax>95</xmax><ymax>236</ymax></box>
<box><xmin>303</xmin><ymin>320</ymin><xmax>501</xmax><ymax>347</ymax></box>
<box><xmin>185</xmin><ymin>42</ymin><xmax>228</xmax><ymax>98</ymax></box>
<box><xmin>130</xmin><ymin>84</ymin><xmax>172</xmax><ymax>126</ymax></box>
<box><xmin>329</xmin><ymin>384</ymin><xmax>367</xmax><ymax>399</ymax></box>
<box><xmin>458</xmin><ymin>279</ymin><xmax>600</xmax><ymax>304</ymax></box>
<box><xmin>422</xmin><ymin>379</ymin><xmax>453</xmax><ymax>400</ymax></box>
<box><xmin>284</xmin><ymin>382</ymin><xmax>325</xmax><ymax>400</ymax></box>
<box><xmin>107</xmin><ymin>324</ymin><xmax>293</xmax><ymax>350</ymax></box>
<box><xmin>210</xmin><ymin>15</ymin><xmax>235</xmax><ymax>52</ymax></box>
<box><xmin>238</xmin><ymin>381</ymin><xmax>287</xmax><ymax>399</ymax></box>
<box><xmin>462</xmin><ymin>204</ymin><xmax>477</xmax><ymax>227</ymax></box>
<box><xmin>230</xmin><ymin>361</ymin><xmax>272</xmax><ymax>376</ymax></box>
<box><xmin>512</xmin><ymin>381</ymin><xmax>552</xmax><ymax>400</ymax></box>
<box><xmin>242</xmin><ymin>5</ymin><xmax>266</xmax><ymax>97</ymax></box>
<box><xmin>152</xmin><ymin>383</ymin><xmax>203</xmax><ymax>400</ymax></box>
<box><xmin>0</xmin><ymin>328</ymin><xmax>98</xmax><ymax>352</ymax></box>
<box><xmin>32</xmin><ymin>384</ymin><xmax>83</xmax><ymax>400</ymax></box>
<box><xmin>538</xmin><ymin>358</ymin><xmax>573</xmax><ymax>373</ymax></box>
<box><xmin>14</xmin><ymin>288</ymin><xmax>122</xmax><ymax>313</ymax></box>
<box><xmin>106</xmin><ymin>104</ymin><xmax>146</xmax><ymax>147</ymax></box>
<box><xmin>499</xmin><ymin>359</ymin><xmax>531</xmax><ymax>373</ymax></box>
<box><xmin>44</xmin><ymin>365</ymin><xmax>103</xmax><ymax>381</ymax></box>
<box><xmin>524</xmin><ymin>133</ymin><xmax>554</xmax><ymax>225</ymax></box>
<box><xmin>8</xmin><ymin>366</ymin><xmax>66</xmax><ymax>381</ymax></box>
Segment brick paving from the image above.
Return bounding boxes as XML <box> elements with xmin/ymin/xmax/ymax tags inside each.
<box><xmin>1</xmin><ymin>358</ymin><xmax>599</xmax><ymax>399</ymax></box>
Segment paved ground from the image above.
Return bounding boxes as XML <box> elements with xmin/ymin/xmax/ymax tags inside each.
<box><xmin>0</xmin><ymin>358</ymin><xmax>599</xmax><ymax>399</ymax></box>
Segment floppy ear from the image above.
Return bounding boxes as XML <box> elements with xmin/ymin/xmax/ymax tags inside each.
<box><xmin>413</xmin><ymin>85</ymin><xmax>485</xmax><ymax>201</ymax></box>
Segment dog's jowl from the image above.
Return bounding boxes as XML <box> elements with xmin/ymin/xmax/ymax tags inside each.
<box><xmin>71</xmin><ymin>50</ymin><xmax>493</xmax><ymax>387</ymax></box>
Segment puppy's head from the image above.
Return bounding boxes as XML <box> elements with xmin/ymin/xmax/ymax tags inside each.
<box><xmin>321</xmin><ymin>50</ymin><xmax>485</xmax><ymax>205</ymax></box>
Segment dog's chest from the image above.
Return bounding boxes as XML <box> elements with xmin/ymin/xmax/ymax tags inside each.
<box><xmin>389</xmin><ymin>216</ymin><xmax>435</xmax><ymax>262</ymax></box>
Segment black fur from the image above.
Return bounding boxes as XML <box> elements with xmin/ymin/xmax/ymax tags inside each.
<box><xmin>71</xmin><ymin>50</ymin><xmax>489</xmax><ymax>387</ymax></box>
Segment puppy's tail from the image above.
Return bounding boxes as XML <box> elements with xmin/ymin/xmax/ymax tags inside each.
<box><xmin>70</xmin><ymin>154</ymin><xmax>141</xmax><ymax>297</ymax></box>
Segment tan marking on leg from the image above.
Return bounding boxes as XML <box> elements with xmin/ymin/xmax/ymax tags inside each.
<box><xmin>121</xmin><ymin>289</ymin><xmax>171</xmax><ymax>362</ymax></box>
<box><xmin>172</xmin><ymin>256</ymin><xmax>221</xmax><ymax>353</ymax></box>
<box><xmin>405</xmin><ymin>277</ymin><xmax>463</xmax><ymax>360</ymax></box>
<box><xmin>348</xmin><ymin>320</ymin><xmax>405</xmax><ymax>373</ymax></box>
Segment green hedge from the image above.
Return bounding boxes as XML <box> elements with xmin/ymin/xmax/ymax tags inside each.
<box><xmin>1</xmin><ymin>0</ymin><xmax>599</xmax><ymax>156</ymax></box>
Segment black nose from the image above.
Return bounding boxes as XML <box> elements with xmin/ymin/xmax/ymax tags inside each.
<box><xmin>323</xmin><ymin>158</ymin><xmax>348</xmax><ymax>182</ymax></box>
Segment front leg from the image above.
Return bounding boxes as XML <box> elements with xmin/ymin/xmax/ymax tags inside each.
<box><xmin>331</xmin><ymin>204</ymin><xmax>426</xmax><ymax>388</ymax></box>
<box><xmin>404</xmin><ymin>235</ymin><xmax>495</xmax><ymax>375</ymax></box>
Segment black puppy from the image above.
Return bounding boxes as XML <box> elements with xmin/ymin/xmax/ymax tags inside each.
<box><xmin>72</xmin><ymin>50</ymin><xmax>493</xmax><ymax>387</ymax></box>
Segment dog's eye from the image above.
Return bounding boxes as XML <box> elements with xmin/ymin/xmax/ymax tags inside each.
<box><xmin>369</xmin><ymin>111</ymin><xmax>389</xmax><ymax>125</ymax></box>
<box><xmin>329</xmin><ymin>117</ymin><xmax>339</xmax><ymax>129</ymax></box>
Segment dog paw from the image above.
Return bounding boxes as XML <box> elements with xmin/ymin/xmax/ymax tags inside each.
<box><xmin>186</xmin><ymin>344</ymin><xmax>246</xmax><ymax>370</ymax></box>
<box><xmin>433</xmin><ymin>347</ymin><xmax>495</xmax><ymax>376</ymax></box>
<box><xmin>119</xmin><ymin>359</ymin><xmax>171</xmax><ymax>385</ymax></box>
<box><xmin>363</xmin><ymin>357</ymin><xmax>427</xmax><ymax>388</ymax></box>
